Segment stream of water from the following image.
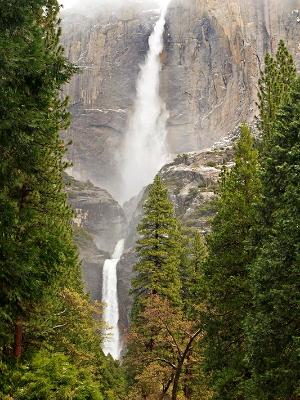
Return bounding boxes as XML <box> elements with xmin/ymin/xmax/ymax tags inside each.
<box><xmin>102</xmin><ymin>239</ymin><xmax>125</xmax><ymax>359</ymax></box>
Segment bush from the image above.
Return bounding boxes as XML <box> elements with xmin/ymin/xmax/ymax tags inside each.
<box><xmin>3</xmin><ymin>351</ymin><xmax>103</xmax><ymax>400</ymax></box>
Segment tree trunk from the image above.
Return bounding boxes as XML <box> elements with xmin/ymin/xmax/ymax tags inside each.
<box><xmin>13</xmin><ymin>319</ymin><xmax>23</xmax><ymax>359</ymax></box>
<box><xmin>183</xmin><ymin>350</ymin><xmax>193</xmax><ymax>399</ymax></box>
<box><xmin>160</xmin><ymin>374</ymin><xmax>174</xmax><ymax>400</ymax></box>
<box><xmin>171</xmin><ymin>358</ymin><xmax>185</xmax><ymax>400</ymax></box>
<box><xmin>171</xmin><ymin>328</ymin><xmax>202</xmax><ymax>400</ymax></box>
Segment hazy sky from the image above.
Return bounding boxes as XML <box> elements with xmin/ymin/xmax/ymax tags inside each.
<box><xmin>61</xmin><ymin>0</ymin><xmax>168</xmax><ymax>9</ymax></box>
<box><xmin>61</xmin><ymin>0</ymin><xmax>76</xmax><ymax>8</ymax></box>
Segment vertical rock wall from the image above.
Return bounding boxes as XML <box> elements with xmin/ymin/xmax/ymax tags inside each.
<box><xmin>62</xmin><ymin>0</ymin><xmax>300</xmax><ymax>199</ymax></box>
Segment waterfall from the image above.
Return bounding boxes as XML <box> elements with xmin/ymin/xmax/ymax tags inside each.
<box><xmin>102</xmin><ymin>1</ymin><xmax>171</xmax><ymax>360</ymax></box>
<box><xmin>102</xmin><ymin>239</ymin><xmax>125</xmax><ymax>359</ymax></box>
<box><xmin>120</xmin><ymin>0</ymin><xmax>171</xmax><ymax>203</ymax></box>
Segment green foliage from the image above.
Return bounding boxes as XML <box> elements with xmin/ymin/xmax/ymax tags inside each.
<box><xmin>258</xmin><ymin>40</ymin><xmax>296</xmax><ymax>147</ymax></box>
<box><xmin>0</xmin><ymin>0</ymin><xmax>78</xmax><ymax>350</ymax></box>
<box><xmin>180</xmin><ymin>229</ymin><xmax>207</xmax><ymax>319</ymax></box>
<box><xmin>203</xmin><ymin>124</ymin><xmax>262</xmax><ymax>399</ymax></box>
<box><xmin>245</xmin><ymin>77</ymin><xmax>300</xmax><ymax>400</ymax></box>
<box><xmin>131</xmin><ymin>176</ymin><xmax>182</xmax><ymax>320</ymax></box>
<box><xmin>2</xmin><ymin>351</ymin><xmax>103</xmax><ymax>400</ymax></box>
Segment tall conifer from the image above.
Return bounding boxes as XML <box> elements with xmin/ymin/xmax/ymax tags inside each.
<box><xmin>0</xmin><ymin>0</ymin><xmax>77</xmax><ymax>357</ymax></box>
<box><xmin>258</xmin><ymin>40</ymin><xmax>296</xmax><ymax>147</ymax></box>
<box><xmin>180</xmin><ymin>230</ymin><xmax>207</xmax><ymax>319</ymax></box>
<box><xmin>203</xmin><ymin>124</ymin><xmax>262</xmax><ymax>399</ymax></box>
<box><xmin>131</xmin><ymin>176</ymin><xmax>182</xmax><ymax>321</ymax></box>
<box><xmin>245</xmin><ymin>78</ymin><xmax>300</xmax><ymax>400</ymax></box>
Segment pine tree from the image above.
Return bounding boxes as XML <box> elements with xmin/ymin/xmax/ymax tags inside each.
<box><xmin>179</xmin><ymin>230</ymin><xmax>209</xmax><ymax>400</ymax></box>
<box><xmin>180</xmin><ymin>229</ymin><xmax>207</xmax><ymax>320</ymax></box>
<box><xmin>131</xmin><ymin>175</ymin><xmax>182</xmax><ymax>320</ymax></box>
<box><xmin>203</xmin><ymin>124</ymin><xmax>262</xmax><ymax>399</ymax></box>
<box><xmin>245</xmin><ymin>77</ymin><xmax>300</xmax><ymax>400</ymax></box>
<box><xmin>125</xmin><ymin>176</ymin><xmax>183</xmax><ymax>391</ymax></box>
<box><xmin>0</xmin><ymin>0</ymin><xmax>78</xmax><ymax>358</ymax></box>
<box><xmin>258</xmin><ymin>40</ymin><xmax>296</xmax><ymax>147</ymax></box>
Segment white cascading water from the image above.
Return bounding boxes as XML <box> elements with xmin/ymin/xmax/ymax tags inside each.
<box><xmin>120</xmin><ymin>0</ymin><xmax>171</xmax><ymax>203</ymax></box>
<box><xmin>102</xmin><ymin>239</ymin><xmax>125</xmax><ymax>359</ymax></box>
<box><xmin>102</xmin><ymin>1</ymin><xmax>171</xmax><ymax>360</ymax></box>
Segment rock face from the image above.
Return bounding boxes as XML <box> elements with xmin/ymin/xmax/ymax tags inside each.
<box><xmin>66</xmin><ymin>175</ymin><xmax>126</xmax><ymax>253</ymax></box>
<box><xmin>161</xmin><ymin>147</ymin><xmax>234</xmax><ymax>233</ymax></box>
<box><xmin>62</xmin><ymin>8</ymin><xmax>157</xmax><ymax>198</ymax></box>
<box><xmin>65</xmin><ymin>176</ymin><xmax>126</xmax><ymax>302</ymax></box>
<box><xmin>163</xmin><ymin>0</ymin><xmax>300</xmax><ymax>152</ymax></box>
<box><xmin>62</xmin><ymin>0</ymin><xmax>300</xmax><ymax>199</ymax></box>
<box><xmin>73</xmin><ymin>226</ymin><xmax>109</xmax><ymax>301</ymax></box>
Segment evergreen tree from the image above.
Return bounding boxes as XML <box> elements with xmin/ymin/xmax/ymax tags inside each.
<box><xmin>179</xmin><ymin>230</ymin><xmax>209</xmax><ymax>400</ymax></box>
<box><xmin>258</xmin><ymin>40</ymin><xmax>296</xmax><ymax>146</ymax></box>
<box><xmin>180</xmin><ymin>229</ymin><xmax>207</xmax><ymax>319</ymax></box>
<box><xmin>0</xmin><ymin>0</ymin><xmax>78</xmax><ymax>357</ymax></box>
<box><xmin>7</xmin><ymin>351</ymin><xmax>103</xmax><ymax>400</ymax></box>
<box><xmin>245</xmin><ymin>77</ymin><xmax>300</xmax><ymax>400</ymax></box>
<box><xmin>131</xmin><ymin>175</ymin><xmax>182</xmax><ymax>320</ymax></box>
<box><xmin>203</xmin><ymin>124</ymin><xmax>262</xmax><ymax>399</ymax></box>
<box><xmin>125</xmin><ymin>176</ymin><xmax>183</xmax><ymax>392</ymax></box>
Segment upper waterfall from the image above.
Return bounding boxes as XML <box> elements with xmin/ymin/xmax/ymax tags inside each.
<box><xmin>120</xmin><ymin>1</ymin><xmax>171</xmax><ymax>203</ymax></box>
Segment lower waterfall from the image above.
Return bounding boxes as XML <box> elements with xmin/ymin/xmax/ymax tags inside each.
<box><xmin>102</xmin><ymin>239</ymin><xmax>125</xmax><ymax>360</ymax></box>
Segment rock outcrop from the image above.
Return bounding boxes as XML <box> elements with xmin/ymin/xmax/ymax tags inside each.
<box><xmin>65</xmin><ymin>175</ymin><xmax>126</xmax><ymax>301</ymax></box>
<box><xmin>73</xmin><ymin>226</ymin><xmax>109</xmax><ymax>301</ymax></box>
<box><xmin>61</xmin><ymin>0</ymin><xmax>300</xmax><ymax>199</ymax></box>
<box><xmin>161</xmin><ymin>147</ymin><xmax>234</xmax><ymax>232</ymax></box>
<box><xmin>66</xmin><ymin>175</ymin><xmax>126</xmax><ymax>253</ymax></box>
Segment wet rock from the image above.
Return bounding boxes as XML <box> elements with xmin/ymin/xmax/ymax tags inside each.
<box><xmin>65</xmin><ymin>175</ymin><xmax>127</xmax><ymax>254</ymax></box>
<box><xmin>65</xmin><ymin>175</ymin><xmax>127</xmax><ymax>302</ymax></box>
<box><xmin>161</xmin><ymin>147</ymin><xmax>234</xmax><ymax>233</ymax></box>
<box><xmin>73</xmin><ymin>226</ymin><xmax>109</xmax><ymax>301</ymax></box>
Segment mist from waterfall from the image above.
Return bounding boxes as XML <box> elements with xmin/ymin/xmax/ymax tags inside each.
<box><xmin>102</xmin><ymin>239</ymin><xmax>124</xmax><ymax>360</ymax></box>
<box><xmin>120</xmin><ymin>0</ymin><xmax>171</xmax><ymax>203</ymax></box>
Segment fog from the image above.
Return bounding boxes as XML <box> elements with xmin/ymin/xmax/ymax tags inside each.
<box><xmin>61</xmin><ymin>0</ymin><xmax>169</xmax><ymax>13</ymax></box>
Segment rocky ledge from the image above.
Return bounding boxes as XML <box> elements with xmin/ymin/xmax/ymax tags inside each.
<box><xmin>162</xmin><ymin>146</ymin><xmax>234</xmax><ymax>233</ymax></box>
<box><xmin>65</xmin><ymin>174</ymin><xmax>127</xmax><ymax>254</ymax></box>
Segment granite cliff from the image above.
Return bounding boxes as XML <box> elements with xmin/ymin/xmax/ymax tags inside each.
<box><xmin>62</xmin><ymin>0</ymin><xmax>300</xmax><ymax>200</ymax></box>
